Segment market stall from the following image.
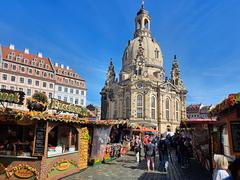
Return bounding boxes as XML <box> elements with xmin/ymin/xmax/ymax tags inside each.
<box><xmin>183</xmin><ymin>119</ymin><xmax>216</xmax><ymax>172</ymax></box>
<box><xmin>0</xmin><ymin>92</ymin><xmax>90</xmax><ymax>180</ymax></box>
<box><xmin>89</xmin><ymin>120</ymin><xmax>128</xmax><ymax>165</ymax></box>
<box><xmin>209</xmin><ymin>93</ymin><xmax>240</xmax><ymax>159</ymax></box>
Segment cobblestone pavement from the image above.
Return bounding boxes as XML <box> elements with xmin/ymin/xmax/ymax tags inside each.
<box><xmin>62</xmin><ymin>150</ymin><xmax>211</xmax><ymax>180</ymax></box>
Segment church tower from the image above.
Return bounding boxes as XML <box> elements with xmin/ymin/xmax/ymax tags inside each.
<box><xmin>101</xmin><ymin>2</ymin><xmax>187</xmax><ymax>133</ymax></box>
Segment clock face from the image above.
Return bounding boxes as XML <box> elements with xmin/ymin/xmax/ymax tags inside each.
<box><xmin>136</xmin><ymin>82</ymin><xmax>143</xmax><ymax>89</ymax></box>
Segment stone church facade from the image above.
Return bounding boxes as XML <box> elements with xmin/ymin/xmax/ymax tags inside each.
<box><xmin>100</xmin><ymin>4</ymin><xmax>187</xmax><ymax>133</ymax></box>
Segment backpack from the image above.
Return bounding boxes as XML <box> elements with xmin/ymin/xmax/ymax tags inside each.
<box><xmin>158</xmin><ymin>140</ymin><xmax>166</xmax><ymax>151</ymax></box>
<box><xmin>146</xmin><ymin>143</ymin><xmax>155</xmax><ymax>156</ymax></box>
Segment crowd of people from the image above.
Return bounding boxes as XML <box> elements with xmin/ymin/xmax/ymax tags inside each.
<box><xmin>128</xmin><ymin>132</ymin><xmax>240</xmax><ymax>180</ymax></box>
<box><xmin>130</xmin><ymin>132</ymin><xmax>193</xmax><ymax>172</ymax></box>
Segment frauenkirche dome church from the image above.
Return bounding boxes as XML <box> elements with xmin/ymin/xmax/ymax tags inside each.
<box><xmin>101</xmin><ymin>2</ymin><xmax>187</xmax><ymax>132</ymax></box>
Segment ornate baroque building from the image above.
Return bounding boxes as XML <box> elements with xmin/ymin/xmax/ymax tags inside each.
<box><xmin>101</xmin><ymin>4</ymin><xmax>187</xmax><ymax>132</ymax></box>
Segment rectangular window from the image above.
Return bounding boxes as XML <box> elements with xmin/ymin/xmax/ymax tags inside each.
<box><xmin>2</xmin><ymin>74</ymin><xmax>7</xmax><ymax>81</ymax></box>
<box><xmin>20</xmin><ymin>66</ymin><xmax>25</xmax><ymax>72</ymax></box>
<box><xmin>70</xmin><ymin>80</ymin><xmax>74</xmax><ymax>85</ymax></box>
<box><xmin>28</xmin><ymin>68</ymin><xmax>32</xmax><ymax>74</ymax></box>
<box><xmin>34</xmin><ymin>90</ymin><xmax>38</xmax><ymax>94</ymax></box>
<box><xmin>50</xmin><ymin>73</ymin><xmax>54</xmax><ymax>79</ymax></box>
<box><xmin>19</xmin><ymin>77</ymin><xmax>24</xmax><ymax>83</ymax></box>
<box><xmin>81</xmin><ymin>91</ymin><xmax>84</xmax><ymax>96</ymax></box>
<box><xmin>64</xmin><ymin>97</ymin><xmax>67</xmax><ymax>102</ymax></box>
<box><xmin>76</xmin><ymin>90</ymin><xmax>79</xmax><ymax>94</ymax></box>
<box><xmin>49</xmin><ymin>93</ymin><xmax>52</xmax><ymax>99</ymax></box>
<box><xmin>70</xmin><ymin>89</ymin><xmax>73</xmax><ymax>94</ymax></box>
<box><xmin>11</xmin><ymin>76</ymin><xmax>15</xmax><ymax>82</ymax></box>
<box><xmin>81</xmin><ymin>99</ymin><xmax>84</xmax><ymax>105</ymax></box>
<box><xmin>64</xmin><ymin>78</ymin><xmax>68</xmax><ymax>84</ymax></box>
<box><xmin>1</xmin><ymin>85</ymin><xmax>6</xmax><ymax>89</ymax></box>
<box><xmin>27</xmin><ymin>89</ymin><xmax>31</xmax><ymax>96</ymax></box>
<box><xmin>12</xmin><ymin>64</ymin><xmax>17</xmax><ymax>71</ymax></box>
<box><xmin>58</xmin><ymin>86</ymin><xmax>62</xmax><ymax>92</ymax></box>
<box><xmin>10</xmin><ymin>86</ymin><xmax>14</xmax><ymax>90</ymax></box>
<box><xmin>28</xmin><ymin>79</ymin><xmax>32</xmax><ymax>85</ymax></box>
<box><xmin>70</xmin><ymin>98</ymin><xmax>73</xmax><ymax>103</ymax></box>
<box><xmin>35</xmin><ymin>80</ymin><xmax>39</xmax><ymax>86</ymax></box>
<box><xmin>58</xmin><ymin>96</ymin><xmax>61</xmax><ymax>100</ymax></box>
<box><xmin>43</xmin><ymin>82</ymin><xmax>47</xmax><ymax>88</ymax></box>
<box><xmin>3</xmin><ymin>63</ymin><xmax>8</xmax><ymax>69</ymax></box>
<box><xmin>75</xmin><ymin>99</ymin><xmax>79</xmax><ymax>105</ymax></box>
<box><xmin>64</xmin><ymin>87</ymin><xmax>68</xmax><ymax>93</ymax></box>
<box><xmin>35</xmin><ymin>70</ymin><xmax>40</xmax><ymax>76</ymax></box>
<box><xmin>49</xmin><ymin>83</ymin><xmax>53</xmax><ymax>89</ymax></box>
<box><xmin>19</xmin><ymin>87</ymin><xmax>23</xmax><ymax>92</ymax></box>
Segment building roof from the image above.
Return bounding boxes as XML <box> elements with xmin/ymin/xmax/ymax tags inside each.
<box><xmin>186</xmin><ymin>104</ymin><xmax>201</xmax><ymax>113</ymax></box>
<box><xmin>54</xmin><ymin>65</ymin><xmax>84</xmax><ymax>81</ymax></box>
<box><xmin>1</xmin><ymin>45</ymin><xmax>54</xmax><ymax>72</ymax></box>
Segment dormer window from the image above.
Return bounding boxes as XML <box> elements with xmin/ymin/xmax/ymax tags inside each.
<box><xmin>16</xmin><ymin>56</ymin><xmax>21</xmax><ymax>62</ymax></box>
<box><xmin>76</xmin><ymin>81</ymin><xmax>79</xmax><ymax>86</ymax></box>
<box><xmin>19</xmin><ymin>54</ymin><xmax>23</xmax><ymax>58</ymax></box>
<box><xmin>38</xmin><ymin>62</ymin><xmax>43</xmax><ymax>68</ymax></box>
<box><xmin>73</xmin><ymin>73</ymin><xmax>75</xmax><ymax>77</ymax></box>
<box><xmin>7</xmin><ymin>52</ymin><xmax>14</xmax><ymax>60</ymax></box>
<box><xmin>43</xmin><ymin>72</ymin><xmax>47</xmax><ymax>77</ymax></box>
<box><xmin>45</xmin><ymin>64</ymin><xmax>49</xmax><ymax>69</ymax></box>
<box><xmin>24</xmin><ymin>59</ymin><xmax>29</xmax><ymax>64</ymax></box>
<box><xmin>65</xmin><ymin>78</ymin><xmax>68</xmax><ymax>84</ymax></box>
<box><xmin>32</xmin><ymin>58</ymin><xmax>36</xmax><ymax>66</ymax></box>
<box><xmin>41</xmin><ymin>60</ymin><xmax>44</xmax><ymax>64</ymax></box>
<box><xmin>70</xmin><ymin>80</ymin><xmax>74</xmax><ymax>85</ymax></box>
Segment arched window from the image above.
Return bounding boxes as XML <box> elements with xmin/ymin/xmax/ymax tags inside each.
<box><xmin>166</xmin><ymin>98</ymin><xmax>170</xmax><ymax>120</ymax></box>
<box><xmin>137</xmin><ymin>95</ymin><xmax>143</xmax><ymax>118</ymax></box>
<box><xmin>137</xmin><ymin>19</ymin><xmax>141</xmax><ymax>30</ymax></box>
<box><xmin>126</xmin><ymin>97</ymin><xmax>131</xmax><ymax>119</ymax></box>
<box><xmin>176</xmin><ymin>101</ymin><xmax>180</xmax><ymax>121</ymax></box>
<box><xmin>48</xmin><ymin>125</ymin><xmax>78</xmax><ymax>157</ymax></box>
<box><xmin>151</xmin><ymin>96</ymin><xmax>156</xmax><ymax>119</ymax></box>
<box><xmin>144</xmin><ymin>19</ymin><xmax>149</xmax><ymax>30</ymax></box>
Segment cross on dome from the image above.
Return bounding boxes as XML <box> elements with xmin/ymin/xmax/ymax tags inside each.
<box><xmin>141</xmin><ymin>0</ymin><xmax>144</xmax><ymax>8</ymax></box>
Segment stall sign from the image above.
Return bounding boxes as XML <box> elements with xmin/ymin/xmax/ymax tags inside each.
<box><xmin>33</xmin><ymin>121</ymin><xmax>47</xmax><ymax>156</ymax></box>
<box><xmin>0</xmin><ymin>89</ymin><xmax>25</xmax><ymax>105</ymax></box>
<box><xmin>56</xmin><ymin>161</ymin><xmax>70</xmax><ymax>171</ymax></box>
<box><xmin>14</xmin><ymin>169</ymin><xmax>34</xmax><ymax>179</ymax></box>
<box><xmin>49</xmin><ymin>98</ymin><xmax>83</xmax><ymax>114</ymax></box>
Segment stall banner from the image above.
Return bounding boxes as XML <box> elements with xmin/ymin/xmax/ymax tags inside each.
<box><xmin>90</xmin><ymin>126</ymin><xmax>112</xmax><ymax>163</ymax></box>
<box><xmin>49</xmin><ymin>98</ymin><xmax>87</xmax><ymax>116</ymax></box>
<box><xmin>0</xmin><ymin>89</ymin><xmax>25</xmax><ymax>105</ymax></box>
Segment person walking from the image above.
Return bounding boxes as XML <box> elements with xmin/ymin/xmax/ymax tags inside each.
<box><xmin>134</xmin><ymin>135</ymin><xmax>142</xmax><ymax>163</ymax></box>
<box><xmin>212</xmin><ymin>154</ymin><xmax>229</xmax><ymax>180</ymax></box>
<box><xmin>146</xmin><ymin>138</ymin><xmax>156</xmax><ymax>172</ymax></box>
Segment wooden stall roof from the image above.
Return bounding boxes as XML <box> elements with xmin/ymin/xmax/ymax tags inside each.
<box><xmin>209</xmin><ymin>93</ymin><xmax>240</xmax><ymax>117</ymax></box>
<box><xmin>0</xmin><ymin>108</ymin><xmax>132</xmax><ymax>126</ymax></box>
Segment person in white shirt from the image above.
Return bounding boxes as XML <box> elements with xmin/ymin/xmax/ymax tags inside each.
<box><xmin>213</xmin><ymin>154</ymin><xmax>230</xmax><ymax>180</ymax></box>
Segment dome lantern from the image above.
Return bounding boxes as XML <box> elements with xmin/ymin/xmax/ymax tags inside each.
<box><xmin>134</xmin><ymin>1</ymin><xmax>151</xmax><ymax>38</ymax></box>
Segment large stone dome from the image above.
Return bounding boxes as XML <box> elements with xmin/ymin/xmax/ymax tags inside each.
<box><xmin>122</xmin><ymin>36</ymin><xmax>163</xmax><ymax>70</ymax></box>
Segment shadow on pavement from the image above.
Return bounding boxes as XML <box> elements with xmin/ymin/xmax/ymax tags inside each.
<box><xmin>138</xmin><ymin>171</ymin><xmax>168</xmax><ymax>180</ymax></box>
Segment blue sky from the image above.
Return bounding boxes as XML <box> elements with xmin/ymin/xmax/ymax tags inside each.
<box><xmin>1</xmin><ymin>0</ymin><xmax>240</xmax><ymax>106</ymax></box>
